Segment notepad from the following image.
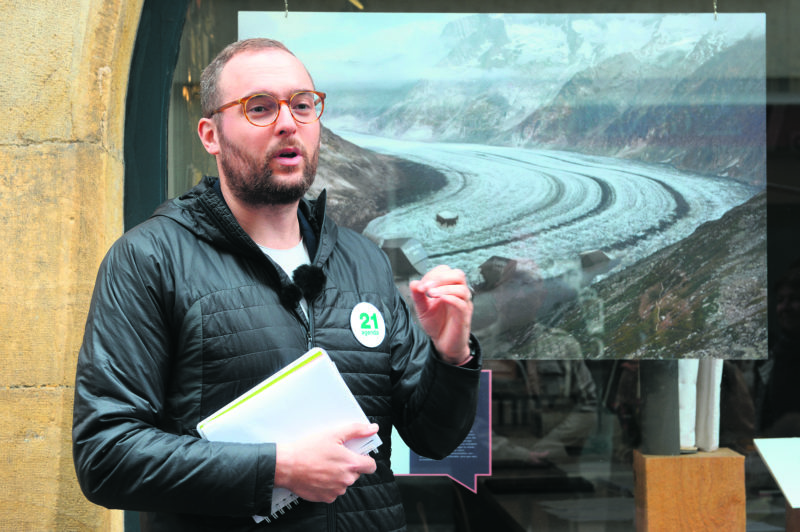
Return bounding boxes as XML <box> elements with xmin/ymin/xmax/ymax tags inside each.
<box><xmin>197</xmin><ymin>347</ymin><xmax>382</xmax><ymax>523</ymax></box>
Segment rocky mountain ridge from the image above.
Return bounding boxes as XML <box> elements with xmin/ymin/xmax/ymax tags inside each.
<box><xmin>550</xmin><ymin>190</ymin><xmax>767</xmax><ymax>359</ymax></box>
<box><xmin>311</xmin><ymin>127</ymin><xmax>446</xmax><ymax>232</ymax></box>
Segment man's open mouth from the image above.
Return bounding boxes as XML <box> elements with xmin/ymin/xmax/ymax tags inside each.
<box><xmin>277</xmin><ymin>148</ymin><xmax>299</xmax><ymax>159</ymax></box>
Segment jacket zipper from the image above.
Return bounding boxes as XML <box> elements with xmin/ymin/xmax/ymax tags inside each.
<box><xmin>281</xmin><ymin>236</ymin><xmax>333</xmax><ymax>527</ymax></box>
<box><xmin>305</xmin><ymin>300</ymin><xmax>337</xmax><ymax>531</ymax></box>
<box><xmin>306</xmin><ymin>300</ymin><xmax>315</xmax><ymax>350</ymax></box>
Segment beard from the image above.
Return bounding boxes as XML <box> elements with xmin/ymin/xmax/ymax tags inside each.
<box><xmin>218</xmin><ymin>131</ymin><xmax>319</xmax><ymax>207</ymax></box>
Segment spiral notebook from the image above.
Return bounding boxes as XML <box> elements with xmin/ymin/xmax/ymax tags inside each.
<box><xmin>197</xmin><ymin>347</ymin><xmax>382</xmax><ymax>523</ymax></box>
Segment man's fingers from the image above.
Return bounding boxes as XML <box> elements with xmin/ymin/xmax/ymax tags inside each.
<box><xmin>337</xmin><ymin>422</ymin><xmax>379</xmax><ymax>442</ymax></box>
<box><xmin>416</xmin><ymin>267</ymin><xmax>469</xmax><ymax>297</ymax></box>
<box><xmin>276</xmin><ymin>422</ymin><xmax>380</xmax><ymax>503</ymax></box>
<box><xmin>355</xmin><ymin>454</ymin><xmax>378</xmax><ymax>475</ymax></box>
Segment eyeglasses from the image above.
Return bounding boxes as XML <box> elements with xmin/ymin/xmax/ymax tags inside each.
<box><xmin>208</xmin><ymin>90</ymin><xmax>326</xmax><ymax>127</ymax></box>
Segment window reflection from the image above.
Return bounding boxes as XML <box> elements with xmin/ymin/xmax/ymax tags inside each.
<box><xmin>167</xmin><ymin>2</ymin><xmax>795</xmax><ymax>531</ymax></box>
<box><xmin>734</xmin><ymin>262</ymin><xmax>800</xmax><ymax>496</ymax></box>
<box><xmin>490</xmin><ymin>359</ymin><xmax>598</xmax><ymax>466</ymax></box>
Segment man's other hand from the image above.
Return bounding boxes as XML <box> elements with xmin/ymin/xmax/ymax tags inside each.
<box><xmin>274</xmin><ymin>423</ymin><xmax>379</xmax><ymax>503</ymax></box>
<box><xmin>409</xmin><ymin>265</ymin><xmax>473</xmax><ymax>365</ymax></box>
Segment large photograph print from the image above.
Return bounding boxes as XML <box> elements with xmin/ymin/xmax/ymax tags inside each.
<box><xmin>242</xmin><ymin>12</ymin><xmax>767</xmax><ymax>360</ymax></box>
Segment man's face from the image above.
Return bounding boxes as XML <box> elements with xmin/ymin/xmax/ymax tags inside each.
<box><xmin>211</xmin><ymin>49</ymin><xmax>321</xmax><ymax>206</ymax></box>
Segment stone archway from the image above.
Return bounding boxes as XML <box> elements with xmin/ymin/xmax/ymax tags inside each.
<box><xmin>0</xmin><ymin>2</ymin><xmax>143</xmax><ymax>530</ymax></box>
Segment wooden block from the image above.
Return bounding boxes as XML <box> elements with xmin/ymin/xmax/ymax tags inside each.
<box><xmin>788</xmin><ymin>501</ymin><xmax>800</xmax><ymax>532</ymax></box>
<box><xmin>634</xmin><ymin>448</ymin><xmax>745</xmax><ymax>532</ymax></box>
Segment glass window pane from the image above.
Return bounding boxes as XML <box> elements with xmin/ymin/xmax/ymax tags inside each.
<box><xmin>163</xmin><ymin>2</ymin><xmax>798</xmax><ymax>531</ymax></box>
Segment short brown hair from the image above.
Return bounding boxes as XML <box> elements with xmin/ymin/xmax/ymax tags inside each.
<box><xmin>200</xmin><ymin>38</ymin><xmax>295</xmax><ymax>118</ymax></box>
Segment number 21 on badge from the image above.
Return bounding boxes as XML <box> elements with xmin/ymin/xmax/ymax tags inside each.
<box><xmin>350</xmin><ymin>302</ymin><xmax>386</xmax><ymax>348</ymax></box>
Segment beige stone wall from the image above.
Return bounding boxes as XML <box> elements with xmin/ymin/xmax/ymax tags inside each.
<box><xmin>0</xmin><ymin>0</ymin><xmax>143</xmax><ymax>529</ymax></box>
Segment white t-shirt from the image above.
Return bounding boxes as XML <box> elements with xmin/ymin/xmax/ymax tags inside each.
<box><xmin>259</xmin><ymin>239</ymin><xmax>311</xmax><ymax>317</ymax></box>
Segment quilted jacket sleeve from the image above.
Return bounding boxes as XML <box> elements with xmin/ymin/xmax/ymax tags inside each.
<box><xmin>72</xmin><ymin>231</ymin><xmax>274</xmax><ymax>516</ymax></box>
<box><xmin>383</xmin><ymin>259</ymin><xmax>483</xmax><ymax>460</ymax></box>
<box><xmin>392</xmin><ymin>333</ymin><xmax>482</xmax><ymax>460</ymax></box>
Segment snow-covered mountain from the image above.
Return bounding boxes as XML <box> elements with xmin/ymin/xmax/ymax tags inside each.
<box><xmin>321</xmin><ymin>14</ymin><xmax>765</xmax><ymax>185</ymax></box>
<box><xmin>509</xmin><ymin>36</ymin><xmax>766</xmax><ymax>185</ymax></box>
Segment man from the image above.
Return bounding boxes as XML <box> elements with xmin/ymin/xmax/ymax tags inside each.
<box><xmin>72</xmin><ymin>38</ymin><xmax>481</xmax><ymax>531</ymax></box>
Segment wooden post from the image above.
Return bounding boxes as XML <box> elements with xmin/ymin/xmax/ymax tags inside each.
<box><xmin>634</xmin><ymin>448</ymin><xmax>745</xmax><ymax>531</ymax></box>
<box><xmin>787</xmin><ymin>500</ymin><xmax>800</xmax><ymax>532</ymax></box>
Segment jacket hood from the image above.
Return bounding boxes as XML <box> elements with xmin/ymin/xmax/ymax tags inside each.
<box><xmin>150</xmin><ymin>176</ymin><xmax>336</xmax><ymax>264</ymax></box>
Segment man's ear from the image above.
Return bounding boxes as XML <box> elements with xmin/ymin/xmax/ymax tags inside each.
<box><xmin>198</xmin><ymin>117</ymin><xmax>221</xmax><ymax>155</ymax></box>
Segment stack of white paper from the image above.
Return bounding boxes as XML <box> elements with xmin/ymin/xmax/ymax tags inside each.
<box><xmin>197</xmin><ymin>347</ymin><xmax>382</xmax><ymax>522</ymax></box>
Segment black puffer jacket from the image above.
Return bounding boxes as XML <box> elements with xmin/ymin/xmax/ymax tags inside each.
<box><xmin>72</xmin><ymin>176</ymin><xmax>481</xmax><ymax>532</ymax></box>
